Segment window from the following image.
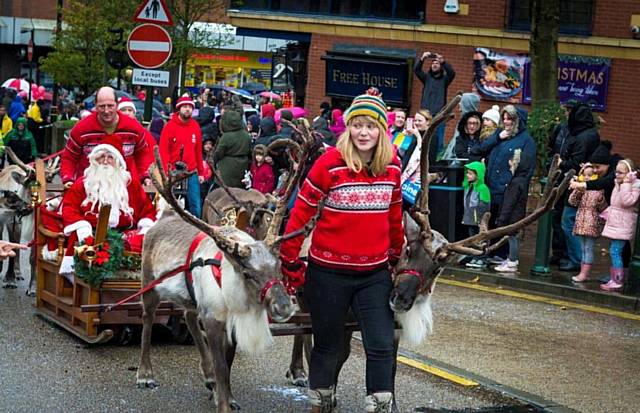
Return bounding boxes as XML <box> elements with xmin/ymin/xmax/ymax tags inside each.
<box><xmin>507</xmin><ymin>0</ymin><xmax>594</xmax><ymax>35</ymax></box>
<box><xmin>230</xmin><ymin>0</ymin><xmax>425</xmax><ymax>22</ymax></box>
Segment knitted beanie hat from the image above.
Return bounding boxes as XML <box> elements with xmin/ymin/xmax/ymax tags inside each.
<box><xmin>117</xmin><ymin>96</ymin><xmax>136</xmax><ymax>113</ymax></box>
<box><xmin>588</xmin><ymin>140</ymin><xmax>613</xmax><ymax>165</ymax></box>
<box><xmin>482</xmin><ymin>105</ymin><xmax>500</xmax><ymax>126</ymax></box>
<box><xmin>175</xmin><ymin>94</ymin><xmax>195</xmax><ymax>109</ymax></box>
<box><xmin>344</xmin><ymin>94</ymin><xmax>388</xmax><ymax>132</ymax></box>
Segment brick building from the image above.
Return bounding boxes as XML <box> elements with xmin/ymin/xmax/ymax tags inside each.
<box><xmin>0</xmin><ymin>0</ymin><xmax>57</xmax><ymax>85</ymax></box>
<box><xmin>227</xmin><ymin>0</ymin><xmax>640</xmax><ymax>161</ymax></box>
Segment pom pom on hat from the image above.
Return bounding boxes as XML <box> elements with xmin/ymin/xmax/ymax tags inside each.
<box><xmin>117</xmin><ymin>96</ymin><xmax>136</xmax><ymax>113</ymax></box>
<box><xmin>482</xmin><ymin>105</ymin><xmax>500</xmax><ymax>126</ymax></box>
<box><xmin>343</xmin><ymin>94</ymin><xmax>388</xmax><ymax>132</ymax></box>
<box><xmin>175</xmin><ymin>94</ymin><xmax>195</xmax><ymax>109</ymax></box>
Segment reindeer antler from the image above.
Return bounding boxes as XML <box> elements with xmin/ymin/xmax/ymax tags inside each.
<box><xmin>441</xmin><ymin>154</ymin><xmax>574</xmax><ymax>258</ymax></box>
<box><xmin>264</xmin><ymin>119</ymin><xmax>322</xmax><ymax>247</ymax></box>
<box><xmin>150</xmin><ymin>147</ymin><xmax>251</xmax><ymax>258</ymax></box>
<box><xmin>212</xmin><ymin>168</ymin><xmax>269</xmax><ymax>212</ymax></box>
<box><xmin>411</xmin><ymin>92</ymin><xmax>463</xmax><ymax>256</ymax></box>
<box><xmin>5</xmin><ymin>147</ymin><xmax>34</xmax><ymax>174</ymax></box>
<box><xmin>45</xmin><ymin>156</ymin><xmax>60</xmax><ymax>182</ymax></box>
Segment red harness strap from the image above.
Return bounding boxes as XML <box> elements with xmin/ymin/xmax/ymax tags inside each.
<box><xmin>107</xmin><ymin>232</ymin><xmax>223</xmax><ymax>311</ymax></box>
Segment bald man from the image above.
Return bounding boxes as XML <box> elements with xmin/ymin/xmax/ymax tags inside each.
<box><xmin>60</xmin><ymin>87</ymin><xmax>154</xmax><ymax>187</ymax></box>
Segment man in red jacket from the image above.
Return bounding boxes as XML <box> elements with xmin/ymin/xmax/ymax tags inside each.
<box><xmin>61</xmin><ymin>87</ymin><xmax>153</xmax><ymax>187</ymax></box>
<box><xmin>159</xmin><ymin>95</ymin><xmax>204</xmax><ymax>217</ymax></box>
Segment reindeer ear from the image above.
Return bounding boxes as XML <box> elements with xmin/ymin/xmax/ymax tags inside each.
<box><xmin>403</xmin><ymin>211</ymin><xmax>420</xmax><ymax>239</ymax></box>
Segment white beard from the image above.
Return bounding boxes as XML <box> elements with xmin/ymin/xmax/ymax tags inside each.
<box><xmin>82</xmin><ymin>164</ymin><xmax>133</xmax><ymax>219</ymax></box>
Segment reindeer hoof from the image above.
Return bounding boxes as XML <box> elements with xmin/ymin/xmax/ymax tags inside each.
<box><xmin>204</xmin><ymin>378</ymin><xmax>216</xmax><ymax>392</ymax></box>
<box><xmin>230</xmin><ymin>398</ymin><xmax>242</xmax><ymax>410</ymax></box>
<box><xmin>26</xmin><ymin>288</ymin><xmax>36</xmax><ymax>297</ymax></box>
<box><xmin>136</xmin><ymin>378</ymin><xmax>158</xmax><ymax>389</ymax></box>
<box><xmin>286</xmin><ymin>369</ymin><xmax>308</xmax><ymax>387</ymax></box>
<box><xmin>3</xmin><ymin>281</ymin><xmax>17</xmax><ymax>289</ymax></box>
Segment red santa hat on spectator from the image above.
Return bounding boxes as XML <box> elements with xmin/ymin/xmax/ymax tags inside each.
<box><xmin>89</xmin><ymin>135</ymin><xmax>126</xmax><ymax>169</ymax></box>
<box><xmin>175</xmin><ymin>94</ymin><xmax>195</xmax><ymax>109</ymax></box>
<box><xmin>117</xmin><ymin>96</ymin><xmax>136</xmax><ymax>113</ymax></box>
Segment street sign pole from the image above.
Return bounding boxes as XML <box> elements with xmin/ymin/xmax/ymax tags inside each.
<box><xmin>144</xmin><ymin>86</ymin><xmax>153</xmax><ymax>123</ymax></box>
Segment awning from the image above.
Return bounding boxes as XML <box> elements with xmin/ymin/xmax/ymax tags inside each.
<box><xmin>21</xmin><ymin>18</ymin><xmax>57</xmax><ymax>31</ymax></box>
<box><xmin>236</xmin><ymin>28</ymin><xmax>310</xmax><ymax>43</ymax></box>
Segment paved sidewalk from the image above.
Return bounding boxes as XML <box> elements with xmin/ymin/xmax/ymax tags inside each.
<box><xmin>442</xmin><ymin>219</ymin><xmax>640</xmax><ymax>314</ymax></box>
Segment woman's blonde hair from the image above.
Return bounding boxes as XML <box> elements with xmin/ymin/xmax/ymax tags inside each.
<box><xmin>415</xmin><ymin>109</ymin><xmax>433</xmax><ymax>125</ymax></box>
<box><xmin>337</xmin><ymin>115</ymin><xmax>394</xmax><ymax>176</ymax></box>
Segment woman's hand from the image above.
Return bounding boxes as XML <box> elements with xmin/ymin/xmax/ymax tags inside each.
<box><xmin>499</xmin><ymin>130</ymin><xmax>510</xmax><ymax>140</ymax></box>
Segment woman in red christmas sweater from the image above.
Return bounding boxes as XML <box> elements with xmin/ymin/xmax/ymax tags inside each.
<box><xmin>280</xmin><ymin>94</ymin><xmax>404</xmax><ymax>413</ymax></box>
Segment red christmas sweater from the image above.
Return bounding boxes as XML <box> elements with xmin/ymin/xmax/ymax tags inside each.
<box><xmin>61</xmin><ymin>112</ymin><xmax>153</xmax><ymax>183</ymax></box>
<box><xmin>280</xmin><ymin>148</ymin><xmax>404</xmax><ymax>271</ymax></box>
<box><xmin>62</xmin><ymin>178</ymin><xmax>156</xmax><ymax>235</ymax></box>
<box><xmin>159</xmin><ymin>116</ymin><xmax>204</xmax><ymax>176</ymax></box>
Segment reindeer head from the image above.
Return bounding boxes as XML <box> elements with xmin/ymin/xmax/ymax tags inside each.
<box><xmin>150</xmin><ymin>148</ymin><xmax>320</xmax><ymax>324</ymax></box>
<box><xmin>389</xmin><ymin>93</ymin><xmax>574</xmax><ymax>314</ymax></box>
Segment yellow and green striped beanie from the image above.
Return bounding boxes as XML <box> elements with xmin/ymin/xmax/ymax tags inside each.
<box><xmin>343</xmin><ymin>94</ymin><xmax>388</xmax><ymax>132</ymax></box>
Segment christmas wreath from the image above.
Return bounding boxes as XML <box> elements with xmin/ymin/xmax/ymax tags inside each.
<box><xmin>74</xmin><ymin>229</ymin><xmax>124</xmax><ymax>287</ymax></box>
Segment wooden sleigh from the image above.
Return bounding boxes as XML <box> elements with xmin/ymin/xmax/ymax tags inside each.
<box><xmin>33</xmin><ymin>160</ymin><xmax>184</xmax><ymax>344</ymax></box>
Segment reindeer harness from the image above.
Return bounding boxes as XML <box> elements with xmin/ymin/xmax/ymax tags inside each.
<box><xmin>107</xmin><ymin>231</ymin><xmax>283</xmax><ymax>311</ymax></box>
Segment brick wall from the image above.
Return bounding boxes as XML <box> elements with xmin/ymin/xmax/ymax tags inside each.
<box><xmin>7</xmin><ymin>0</ymin><xmax>57</xmax><ymax>19</ymax></box>
<box><xmin>306</xmin><ymin>33</ymin><xmax>640</xmax><ymax>162</ymax></box>
<box><xmin>425</xmin><ymin>0</ymin><xmax>506</xmax><ymax>30</ymax></box>
<box><xmin>593</xmin><ymin>0</ymin><xmax>640</xmax><ymax>38</ymax></box>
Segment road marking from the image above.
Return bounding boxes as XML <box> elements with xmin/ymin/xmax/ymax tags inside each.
<box><xmin>439</xmin><ymin>278</ymin><xmax>640</xmax><ymax>322</ymax></box>
<box><xmin>396</xmin><ymin>355</ymin><xmax>479</xmax><ymax>386</ymax></box>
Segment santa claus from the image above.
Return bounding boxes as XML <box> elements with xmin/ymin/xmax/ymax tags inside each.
<box><xmin>59</xmin><ymin>141</ymin><xmax>156</xmax><ymax>278</ymax></box>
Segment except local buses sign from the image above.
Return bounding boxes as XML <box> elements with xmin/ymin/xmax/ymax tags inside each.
<box><xmin>127</xmin><ymin>23</ymin><xmax>172</xmax><ymax>69</ymax></box>
<box><xmin>132</xmin><ymin>68</ymin><xmax>170</xmax><ymax>87</ymax></box>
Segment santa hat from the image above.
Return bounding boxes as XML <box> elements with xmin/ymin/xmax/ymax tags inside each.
<box><xmin>482</xmin><ymin>105</ymin><xmax>500</xmax><ymax>126</ymax></box>
<box><xmin>117</xmin><ymin>96</ymin><xmax>136</xmax><ymax>113</ymax></box>
<box><xmin>89</xmin><ymin>136</ymin><xmax>126</xmax><ymax>168</ymax></box>
<box><xmin>175</xmin><ymin>94</ymin><xmax>195</xmax><ymax>109</ymax></box>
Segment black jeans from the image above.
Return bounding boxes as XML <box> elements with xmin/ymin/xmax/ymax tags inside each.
<box><xmin>304</xmin><ymin>262</ymin><xmax>395</xmax><ymax>393</ymax></box>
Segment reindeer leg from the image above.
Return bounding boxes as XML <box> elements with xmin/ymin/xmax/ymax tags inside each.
<box><xmin>26</xmin><ymin>244</ymin><xmax>36</xmax><ymax>297</ymax></box>
<box><xmin>224</xmin><ymin>322</ymin><xmax>241</xmax><ymax>410</ymax></box>
<box><xmin>203</xmin><ymin>318</ymin><xmax>237</xmax><ymax>413</ymax></box>
<box><xmin>286</xmin><ymin>334</ymin><xmax>308</xmax><ymax>387</ymax></box>
<box><xmin>137</xmin><ymin>291</ymin><xmax>160</xmax><ymax>388</ymax></box>
<box><xmin>184</xmin><ymin>310</ymin><xmax>216</xmax><ymax>393</ymax></box>
<box><xmin>2</xmin><ymin>221</ymin><xmax>19</xmax><ymax>288</ymax></box>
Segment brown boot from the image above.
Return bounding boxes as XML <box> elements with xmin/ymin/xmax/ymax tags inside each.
<box><xmin>308</xmin><ymin>387</ymin><xmax>334</xmax><ymax>413</ymax></box>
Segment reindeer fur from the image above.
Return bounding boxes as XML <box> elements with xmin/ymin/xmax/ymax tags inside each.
<box><xmin>395</xmin><ymin>290</ymin><xmax>434</xmax><ymax>346</ymax></box>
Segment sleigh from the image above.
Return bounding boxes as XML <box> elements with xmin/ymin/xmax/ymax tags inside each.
<box><xmin>33</xmin><ymin>160</ymin><xmax>184</xmax><ymax>344</ymax></box>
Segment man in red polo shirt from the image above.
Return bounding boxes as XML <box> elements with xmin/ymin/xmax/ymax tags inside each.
<box><xmin>61</xmin><ymin>87</ymin><xmax>153</xmax><ymax>187</ymax></box>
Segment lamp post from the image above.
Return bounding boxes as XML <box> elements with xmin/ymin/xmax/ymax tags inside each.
<box><xmin>20</xmin><ymin>28</ymin><xmax>35</xmax><ymax>107</ymax></box>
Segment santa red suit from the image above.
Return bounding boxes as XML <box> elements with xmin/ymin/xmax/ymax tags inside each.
<box><xmin>60</xmin><ymin>111</ymin><xmax>154</xmax><ymax>184</ymax></box>
<box><xmin>59</xmin><ymin>144</ymin><xmax>156</xmax><ymax>277</ymax></box>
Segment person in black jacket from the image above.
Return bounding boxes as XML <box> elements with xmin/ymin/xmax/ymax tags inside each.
<box><xmin>568</xmin><ymin>102</ymin><xmax>600</xmax><ymax>160</ymax></box>
<box><xmin>454</xmin><ymin>111</ymin><xmax>483</xmax><ymax>161</ymax></box>
<box><xmin>414</xmin><ymin>51</ymin><xmax>455</xmax><ymax>155</ymax></box>
<box><xmin>493</xmin><ymin>149</ymin><xmax>533</xmax><ymax>273</ymax></box>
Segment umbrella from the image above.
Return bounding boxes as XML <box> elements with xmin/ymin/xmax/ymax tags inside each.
<box><xmin>259</xmin><ymin>91</ymin><xmax>282</xmax><ymax>101</ymax></box>
<box><xmin>275</xmin><ymin>107</ymin><xmax>308</xmax><ymax>123</ymax></box>
<box><xmin>242</xmin><ymin>82</ymin><xmax>267</xmax><ymax>93</ymax></box>
<box><xmin>2</xmin><ymin>78</ymin><xmax>30</xmax><ymax>92</ymax></box>
<box><xmin>224</xmin><ymin>87</ymin><xmax>255</xmax><ymax>100</ymax></box>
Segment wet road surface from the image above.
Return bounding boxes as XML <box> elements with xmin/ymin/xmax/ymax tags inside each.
<box><xmin>1</xmin><ymin>274</ymin><xmax>534</xmax><ymax>413</ymax></box>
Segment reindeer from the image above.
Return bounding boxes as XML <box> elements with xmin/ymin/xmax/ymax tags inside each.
<box><xmin>388</xmin><ymin>94</ymin><xmax>575</xmax><ymax>346</ymax></box>
<box><xmin>201</xmin><ymin>124</ymin><xmax>324</xmax><ymax>388</ymax></box>
<box><xmin>0</xmin><ymin>148</ymin><xmax>59</xmax><ymax>294</ymax></box>
<box><xmin>137</xmin><ymin>148</ymin><xmax>320</xmax><ymax>413</ymax></box>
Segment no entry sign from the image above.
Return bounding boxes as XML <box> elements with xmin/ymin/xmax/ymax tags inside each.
<box><xmin>127</xmin><ymin>23</ymin><xmax>172</xmax><ymax>69</ymax></box>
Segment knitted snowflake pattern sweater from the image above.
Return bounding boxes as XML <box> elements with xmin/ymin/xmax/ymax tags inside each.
<box><xmin>280</xmin><ymin>148</ymin><xmax>404</xmax><ymax>271</ymax></box>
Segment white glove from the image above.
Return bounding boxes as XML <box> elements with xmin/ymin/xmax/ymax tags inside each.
<box><xmin>76</xmin><ymin>225</ymin><xmax>92</xmax><ymax>244</ymax></box>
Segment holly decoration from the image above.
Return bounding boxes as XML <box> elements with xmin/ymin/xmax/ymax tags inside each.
<box><xmin>74</xmin><ymin>229</ymin><xmax>124</xmax><ymax>287</ymax></box>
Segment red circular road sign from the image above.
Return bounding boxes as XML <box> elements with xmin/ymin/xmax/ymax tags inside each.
<box><xmin>127</xmin><ymin>23</ymin><xmax>172</xmax><ymax>69</ymax></box>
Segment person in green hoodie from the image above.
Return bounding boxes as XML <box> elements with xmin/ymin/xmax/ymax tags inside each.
<box><xmin>462</xmin><ymin>161</ymin><xmax>491</xmax><ymax>268</ymax></box>
<box><xmin>3</xmin><ymin>117</ymin><xmax>38</xmax><ymax>164</ymax></box>
<box><xmin>213</xmin><ymin>109</ymin><xmax>252</xmax><ymax>188</ymax></box>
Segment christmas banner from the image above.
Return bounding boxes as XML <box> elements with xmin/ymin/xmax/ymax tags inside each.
<box><xmin>522</xmin><ymin>55</ymin><xmax>611</xmax><ymax>111</ymax></box>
